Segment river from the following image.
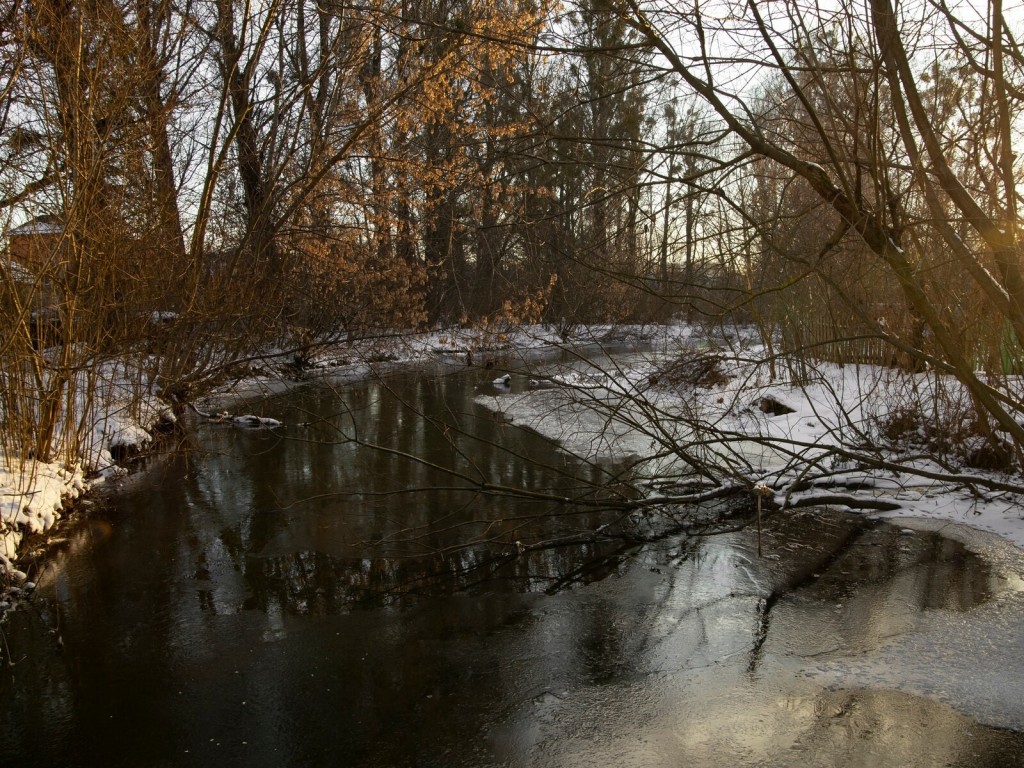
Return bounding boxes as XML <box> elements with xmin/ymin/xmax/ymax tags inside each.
<box><xmin>2</xmin><ymin>358</ymin><xmax>1024</xmax><ymax>766</ymax></box>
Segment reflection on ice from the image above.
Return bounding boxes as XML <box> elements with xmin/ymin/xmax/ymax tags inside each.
<box><xmin>808</xmin><ymin>520</ymin><xmax>1024</xmax><ymax>732</ymax></box>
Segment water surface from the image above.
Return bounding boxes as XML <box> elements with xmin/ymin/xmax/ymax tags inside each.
<box><xmin>2</xmin><ymin>362</ymin><xmax>1023</xmax><ymax>767</ymax></box>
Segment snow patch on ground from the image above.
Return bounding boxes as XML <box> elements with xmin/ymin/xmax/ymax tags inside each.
<box><xmin>0</xmin><ymin>356</ymin><xmax>168</xmax><ymax>560</ymax></box>
<box><xmin>473</xmin><ymin>332</ymin><xmax>1024</xmax><ymax>552</ymax></box>
<box><xmin>0</xmin><ymin>462</ymin><xmax>85</xmax><ymax>560</ymax></box>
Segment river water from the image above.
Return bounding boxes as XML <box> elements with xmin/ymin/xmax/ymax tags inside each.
<box><xmin>2</xmin><ymin>359</ymin><xmax>1024</xmax><ymax>766</ymax></box>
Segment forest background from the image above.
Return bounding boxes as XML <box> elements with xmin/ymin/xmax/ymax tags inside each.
<box><xmin>1</xmin><ymin>0</ymin><xmax>1023</xmax><ymax>501</ymax></box>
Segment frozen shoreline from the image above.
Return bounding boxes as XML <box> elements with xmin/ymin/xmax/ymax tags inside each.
<box><xmin>470</xmin><ymin>329</ymin><xmax>1024</xmax><ymax>552</ymax></box>
<box><xmin>5</xmin><ymin>321</ymin><xmax>1024</xmax><ymax>573</ymax></box>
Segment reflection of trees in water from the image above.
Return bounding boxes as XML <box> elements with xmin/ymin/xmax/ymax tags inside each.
<box><xmin>171</xmin><ymin>369</ymin><xmax>667</xmax><ymax>620</ymax></box>
<box><xmin>747</xmin><ymin>513</ymin><xmax>993</xmax><ymax>673</ymax></box>
<box><xmin>202</xmin><ymin>371</ymin><xmax>642</xmax><ymax>553</ymax></box>
<box><xmin>242</xmin><ymin>539</ymin><xmax>643</xmax><ymax>615</ymax></box>
<box><xmin>810</xmin><ymin>525</ymin><xmax>991</xmax><ymax>611</ymax></box>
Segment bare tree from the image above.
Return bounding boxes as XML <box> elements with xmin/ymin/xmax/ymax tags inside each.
<box><xmin>600</xmin><ymin>0</ymin><xmax>1024</xmax><ymax>457</ymax></box>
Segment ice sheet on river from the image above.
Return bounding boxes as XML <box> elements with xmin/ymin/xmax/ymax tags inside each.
<box><xmin>476</xmin><ymin>381</ymin><xmax>1024</xmax><ymax>737</ymax></box>
<box><xmin>474</xmin><ymin>385</ymin><xmax>700</xmax><ymax>480</ymax></box>
<box><xmin>803</xmin><ymin>518</ymin><xmax>1024</xmax><ymax>732</ymax></box>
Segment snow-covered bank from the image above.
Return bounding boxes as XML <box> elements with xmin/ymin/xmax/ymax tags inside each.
<box><xmin>0</xmin><ymin>357</ymin><xmax>172</xmax><ymax>563</ymax></box>
<box><xmin>9</xmin><ymin>320</ymin><xmax>1024</xmax><ymax>572</ymax></box>
<box><xmin>0</xmin><ymin>462</ymin><xmax>85</xmax><ymax>562</ymax></box>
<box><xmin>471</xmin><ymin>329</ymin><xmax>1024</xmax><ymax>551</ymax></box>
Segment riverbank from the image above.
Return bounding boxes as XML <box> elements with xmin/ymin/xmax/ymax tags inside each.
<box><xmin>5</xmin><ymin>319</ymin><xmax>1024</xmax><ymax>584</ymax></box>
<box><xmin>0</xmin><ymin>351</ymin><xmax>178</xmax><ymax>568</ymax></box>
<box><xmin>469</xmin><ymin>331</ymin><xmax>1024</xmax><ymax>550</ymax></box>
<box><xmin>4</xmin><ymin>329</ymin><xmax>1024</xmax><ymax>764</ymax></box>
<box><xmin>0</xmin><ymin>323</ymin><xmax>674</xmax><ymax>570</ymax></box>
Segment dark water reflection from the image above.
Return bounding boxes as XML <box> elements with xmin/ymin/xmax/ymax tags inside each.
<box><xmin>188</xmin><ymin>367</ymin><xmax>628</xmax><ymax>560</ymax></box>
<box><xmin>1</xmin><ymin>364</ymin><xmax>1023</xmax><ymax>767</ymax></box>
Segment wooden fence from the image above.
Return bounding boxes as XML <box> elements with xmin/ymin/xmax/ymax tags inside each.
<box><xmin>782</xmin><ymin>314</ymin><xmax>1024</xmax><ymax>373</ymax></box>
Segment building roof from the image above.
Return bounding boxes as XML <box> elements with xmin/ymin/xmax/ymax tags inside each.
<box><xmin>1</xmin><ymin>257</ymin><xmax>36</xmax><ymax>282</ymax></box>
<box><xmin>10</xmin><ymin>215</ymin><xmax>64</xmax><ymax>237</ymax></box>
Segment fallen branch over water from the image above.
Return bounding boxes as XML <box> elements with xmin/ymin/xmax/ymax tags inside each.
<box><xmin>778</xmin><ymin>494</ymin><xmax>902</xmax><ymax>512</ymax></box>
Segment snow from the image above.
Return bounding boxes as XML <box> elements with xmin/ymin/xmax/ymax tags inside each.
<box><xmin>9</xmin><ymin>216</ymin><xmax>63</xmax><ymax>236</ymax></box>
<box><xmin>0</xmin><ymin>356</ymin><xmax>169</xmax><ymax>561</ymax></box>
<box><xmin>5</xmin><ymin>319</ymin><xmax>1024</xmax><ymax>581</ymax></box>
<box><xmin>470</xmin><ymin>327</ymin><xmax>1024</xmax><ymax>551</ymax></box>
<box><xmin>0</xmin><ymin>462</ymin><xmax>84</xmax><ymax>561</ymax></box>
